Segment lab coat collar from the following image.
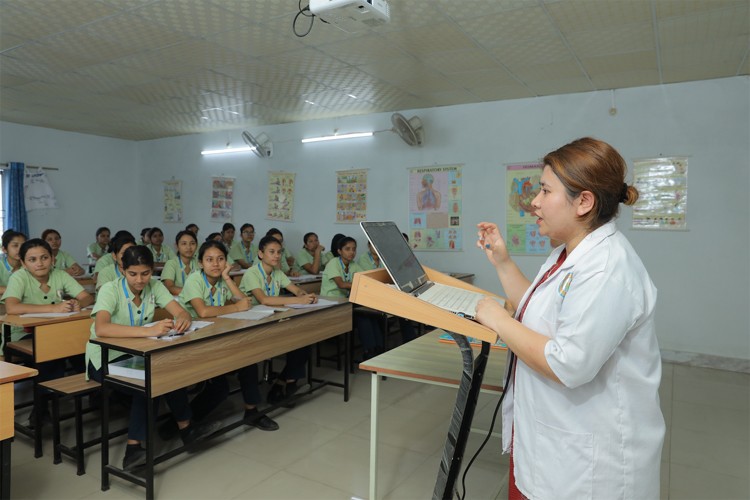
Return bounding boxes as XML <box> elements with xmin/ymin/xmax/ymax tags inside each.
<box><xmin>558</xmin><ymin>219</ymin><xmax>617</xmax><ymax>271</ymax></box>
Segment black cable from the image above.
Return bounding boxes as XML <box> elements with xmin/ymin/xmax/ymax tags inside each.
<box><xmin>292</xmin><ymin>1</ymin><xmax>315</xmax><ymax>37</ymax></box>
<box><xmin>457</xmin><ymin>351</ymin><xmax>516</xmax><ymax>500</ymax></box>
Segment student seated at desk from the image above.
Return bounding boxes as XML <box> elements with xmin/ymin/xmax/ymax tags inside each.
<box><xmin>321</xmin><ymin>236</ymin><xmax>383</xmax><ymax>360</ymax></box>
<box><xmin>140</xmin><ymin>227</ymin><xmax>151</xmax><ymax>246</ymax></box>
<box><xmin>86</xmin><ymin>246</ymin><xmax>220</xmax><ymax>471</ymax></box>
<box><xmin>86</xmin><ymin>226</ymin><xmax>110</xmax><ymax>267</ymax></box>
<box><xmin>2</xmin><ymin>238</ymin><xmax>94</xmax><ymax>423</ymax></box>
<box><xmin>161</xmin><ymin>230</ymin><xmax>199</xmax><ymax>296</ymax></box>
<box><xmin>228</xmin><ymin>223</ymin><xmax>258</xmax><ymax>269</ymax></box>
<box><xmin>179</xmin><ymin>240</ymin><xmax>279</xmax><ymax>431</ymax></box>
<box><xmin>0</xmin><ymin>229</ymin><xmax>26</xmax><ymax>296</ymax></box>
<box><xmin>42</xmin><ymin>228</ymin><xmax>85</xmax><ymax>277</ymax></box>
<box><xmin>93</xmin><ymin>230</ymin><xmax>135</xmax><ymax>277</ymax></box>
<box><xmin>265</xmin><ymin>228</ymin><xmax>298</xmax><ymax>277</ymax></box>
<box><xmin>146</xmin><ymin>227</ymin><xmax>176</xmax><ymax>263</ymax></box>
<box><xmin>185</xmin><ymin>223</ymin><xmax>199</xmax><ymax>237</ymax></box>
<box><xmin>321</xmin><ymin>233</ymin><xmax>344</xmax><ymax>270</ymax></box>
<box><xmin>96</xmin><ymin>236</ymin><xmax>136</xmax><ymax>290</ymax></box>
<box><xmin>295</xmin><ymin>232</ymin><xmax>330</xmax><ymax>275</ymax></box>
<box><xmin>220</xmin><ymin>223</ymin><xmax>236</xmax><ymax>253</ymax></box>
<box><xmin>240</xmin><ymin>236</ymin><xmax>318</xmax><ymax>403</ymax></box>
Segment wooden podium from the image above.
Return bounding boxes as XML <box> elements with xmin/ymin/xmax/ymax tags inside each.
<box><xmin>350</xmin><ymin>267</ymin><xmax>504</xmax><ymax>500</ymax></box>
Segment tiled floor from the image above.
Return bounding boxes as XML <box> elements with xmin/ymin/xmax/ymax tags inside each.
<box><xmin>7</xmin><ymin>360</ymin><xmax>750</xmax><ymax>499</ymax></box>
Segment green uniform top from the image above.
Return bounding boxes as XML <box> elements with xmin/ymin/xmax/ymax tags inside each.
<box><xmin>96</xmin><ymin>264</ymin><xmax>121</xmax><ymax>290</ymax></box>
<box><xmin>178</xmin><ymin>272</ymin><xmax>234</xmax><ymax>318</ymax></box>
<box><xmin>1</xmin><ymin>269</ymin><xmax>86</xmax><ymax>346</ymax></box>
<box><xmin>356</xmin><ymin>251</ymin><xmax>382</xmax><ymax>272</ymax></box>
<box><xmin>0</xmin><ymin>255</ymin><xmax>20</xmax><ymax>288</ymax></box>
<box><xmin>229</xmin><ymin>241</ymin><xmax>258</xmax><ymax>266</ymax></box>
<box><xmin>147</xmin><ymin>244</ymin><xmax>176</xmax><ymax>263</ymax></box>
<box><xmin>87</xmin><ymin>242</ymin><xmax>107</xmax><ymax>258</ymax></box>
<box><xmin>322</xmin><ymin>251</ymin><xmax>335</xmax><ymax>265</ymax></box>
<box><xmin>93</xmin><ymin>254</ymin><xmax>115</xmax><ymax>274</ymax></box>
<box><xmin>239</xmin><ymin>263</ymin><xmax>291</xmax><ymax>305</ymax></box>
<box><xmin>52</xmin><ymin>250</ymin><xmax>78</xmax><ymax>271</ymax></box>
<box><xmin>295</xmin><ymin>248</ymin><xmax>331</xmax><ymax>275</ymax></box>
<box><xmin>321</xmin><ymin>257</ymin><xmax>363</xmax><ymax>298</ymax></box>
<box><xmin>279</xmin><ymin>247</ymin><xmax>291</xmax><ymax>274</ymax></box>
<box><xmin>85</xmin><ymin>277</ymin><xmax>175</xmax><ymax>373</ymax></box>
<box><xmin>161</xmin><ymin>256</ymin><xmax>199</xmax><ymax>290</ymax></box>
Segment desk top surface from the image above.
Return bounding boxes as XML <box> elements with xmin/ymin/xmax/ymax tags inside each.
<box><xmin>0</xmin><ymin>310</ymin><xmax>92</xmax><ymax>327</ymax></box>
<box><xmin>0</xmin><ymin>361</ymin><xmax>38</xmax><ymax>384</ymax></box>
<box><xmin>359</xmin><ymin>329</ymin><xmax>506</xmax><ymax>393</ymax></box>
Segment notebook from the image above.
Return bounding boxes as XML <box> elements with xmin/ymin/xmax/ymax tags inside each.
<box><xmin>360</xmin><ymin>221</ymin><xmax>501</xmax><ymax>320</ymax></box>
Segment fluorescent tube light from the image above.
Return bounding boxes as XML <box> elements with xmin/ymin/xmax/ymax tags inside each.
<box><xmin>301</xmin><ymin>132</ymin><xmax>373</xmax><ymax>144</ymax></box>
<box><xmin>201</xmin><ymin>146</ymin><xmax>256</xmax><ymax>156</ymax></box>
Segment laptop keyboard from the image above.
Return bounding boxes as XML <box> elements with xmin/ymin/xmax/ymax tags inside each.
<box><xmin>416</xmin><ymin>283</ymin><xmax>486</xmax><ymax>318</ymax></box>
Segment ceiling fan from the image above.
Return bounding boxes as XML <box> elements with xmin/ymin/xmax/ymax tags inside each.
<box><xmin>241</xmin><ymin>131</ymin><xmax>273</xmax><ymax>158</ymax></box>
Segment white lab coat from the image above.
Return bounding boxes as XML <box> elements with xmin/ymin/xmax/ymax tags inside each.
<box><xmin>502</xmin><ymin>220</ymin><xmax>665</xmax><ymax>500</ymax></box>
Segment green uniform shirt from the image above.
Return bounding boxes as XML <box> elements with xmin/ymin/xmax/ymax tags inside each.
<box><xmin>87</xmin><ymin>242</ymin><xmax>107</xmax><ymax>258</ymax></box>
<box><xmin>161</xmin><ymin>256</ymin><xmax>198</xmax><ymax>289</ymax></box>
<box><xmin>279</xmin><ymin>247</ymin><xmax>291</xmax><ymax>274</ymax></box>
<box><xmin>178</xmin><ymin>272</ymin><xmax>233</xmax><ymax>318</ymax></box>
<box><xmin>229</xmin><ymin>241</ymin><xmax>258</xmax><ymax>266</ymax></box>
<box><xmin>93</xmin><ymin>254</ymin><xmax>114</xmax><ymax>274</ymax></box>
<box><xmin>321</xmin><ymin>257</ymin><xmax>362</xmax><ymax>298</ymax></box>
<box><xmin>96</xmin><ymin>264</ymin><xmax>121</xmax><ymax>290</ymax></box>
<box><xmin>85</xmin><ymin>277</ymin><xmax>175</xmax><ymax>372</ymax></box>
<box><xmin>295</xmin><ymin>248</ymin><xmax>331</xmax><ymax>275</ymax></box>
<box><xmin>0</xmin><ymin>255</ymin><xmax>19</xmax><ymax>288</ymax></box>
<box><xmin>240</xmin><ymin>264</ymin><xmax>291</xmax><ymax>305</ymax></box>
<box><xmin>147</xmin><ymin>244</ymin><xmax>176</xmax><ymax>263</ymax></box>
<box><xmin>52</xmin><ymin>250</ymin><xmax>78</xmax><ymax>271</ymax></box>
<box><xmin>356</xmin><ymin>251</ymin><xmax>382</xmax><ymax>272</ymax></box>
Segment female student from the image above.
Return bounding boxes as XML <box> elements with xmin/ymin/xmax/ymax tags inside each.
<box><xmin>161</xmin><ymin>230</ymin><xmax>199</xmax><ymax>295</ymax></box>
<box><xmin>96</xmin><ymin>236</ymin><xmax>136</xmax><ymax>290</ymax></box>
<box><xmin>42</xmin><ymin>229</ymin><xmax>85</xmax><ymax>276</ymax></box>
<box><xmin>0</xmin><ymin>230</ymin><xmax>26</xmax><ymax>295</ymax></box>
<box><xmin>475</xmin><ymin>138</ymin><xmax>664</xmax><ymax>499</ymax></box>
<box><xmin>86</xmin><ymin>226</ymin><xmax>110</xmax><ymax>263</ymax></box>
<box><xmin>220</xmin><ymin>223</ymin><xmax>236</xmax><ymax>252</ymax></box>
<box><xmin>86</xmin><ymin>246</ymin><xmax>219</xmax><ymax>471</ymax></box>
<box><xmin>146</xmin><ymin>227</ymin><xmax>176</xmax><ymax>263</ymax></box>
<box><xmin>228</xmin><ymin>223</ymin><xmax>258</xmax><ymax>269</ymax></box>
<box><xmin>185</xmin><ymin>223</ymin><xmax>199</xmax><ymax>237</ymax></box>
<box><xmin>93</xmin><ymin>230</ymin><xmax>135</xmax><ymax>276</ymax></box>
<box><xmin>140</xmin><ymin>228</ymin><xmax>151</xmax><ymax>246</ymax></box>
<box><xmin>321</xmin><ymin>237</ymin><xmax>383</xmax><ymax>359</ymax></box>
<box><xmin>179</xmin><ymin>240</ymin><xmax>278</xmax><ymax>431</ymax></box>
<box><xmin>322</xmin><ymin>233</ymin><xmax>344</xmax><ymax>267</ymax></box>
<box><xmin>240</xmin><ymin>236</ymin><xmax>318</xmax><ymax>403</ymax></box>
<box><xmin>295</xmin><ymin>232</ymin><xmax>329</xmax><ymax>275</ymax></box>
<box><xmin>265</xmin><ymin>228</ymin><xmax>297</xmax><ymax>276</ymax></box>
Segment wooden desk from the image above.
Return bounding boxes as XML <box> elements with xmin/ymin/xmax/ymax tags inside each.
<box><xmin>0</xmin><ymin>362</ymin><xmax>37</xmax><ymax>500</ymax></box>
<box><xmin>93</xmin><ymin>298</ymin><xmax>352</xmax><ymax>499</ymax></box>
<box><xmin>359</xmin><ymin>330</ymin><xmax>506</xmax><ymax>500</ymax></box>
<box><xmin>289</xmin><ymin>275</ymin><xmax>322</xmax><ymax>294</ymax></box>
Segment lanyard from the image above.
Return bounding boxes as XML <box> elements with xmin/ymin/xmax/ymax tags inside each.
<box><xmin>517</xmin><ymin>249</ymin><xmax>568</xmax><ymax>323</ymax></box>
<box><xmin>121</xmin><ymin>278</ymin><xmax>147</xmax><ymax>327</ymax></box>
<box><xmin>339</xmin><ymin>257</ymin><xmax>351</xmax><ymax>282</ymax></box>
<box><xmin>202</xmin><ymin>272</ymin><xmax>223</xmax><ymax>306</ymax></box>
<box><xmin>2</xmin><ymin>256</ymin><xmax>10</xmax><ymax>272</ymax></box>
<box><xmin>368</xmin><ymin>252</ymin><xmax>380</xmax><ymax>268</ymax></box>
<box><xmin>178</xmin><ymin>257</ymin><xmax>190</xmax><ymax>284</ymax></box>
<box><xmin>256</xmin><ymin>263</ymin><xmax>275</xmax><ymax>296</ymax></box>
<box><xmin>243</xmin><ymin>244</ymin><xmax>254</xmax><ymax>265</ymax></box>
<box><xmin>115</xmin><ymin>266</ymin><xmax>121</xmax><ymax>278</ymax></box>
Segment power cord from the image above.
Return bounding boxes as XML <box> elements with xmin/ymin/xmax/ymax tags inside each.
<box><xmin>292</xmin><ymin>0</ymin><xmax>320</xmax><ymax>37</ymax></box>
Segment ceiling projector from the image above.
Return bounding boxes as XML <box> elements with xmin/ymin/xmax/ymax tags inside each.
<box><xmin>309</xmin><ymin>0</ymin><xmax>390</xmax><ymax>32</ymax></box>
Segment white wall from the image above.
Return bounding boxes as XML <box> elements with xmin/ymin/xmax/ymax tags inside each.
<box><xmin>1</xmin><ymin>76</ymin><xmax>748</xmax><ymax>360</ymax></box>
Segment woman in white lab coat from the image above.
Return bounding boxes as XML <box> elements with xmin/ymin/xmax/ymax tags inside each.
<box><xmin>476</xmin><ymin>137</ymin><xmax>665</xmax><ymax>500</ymax></box>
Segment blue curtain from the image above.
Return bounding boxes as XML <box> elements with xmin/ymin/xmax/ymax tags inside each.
<box><xmin>3</xmin><ymin>162</ymin><xmax>29</xmax><ymax>235</ymax></box>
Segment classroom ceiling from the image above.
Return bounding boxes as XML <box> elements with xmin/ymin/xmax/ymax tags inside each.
<box><xmin>0</xmin><ymin>0</ymin><xmax>748</xmax><ymax>141</ymax></box>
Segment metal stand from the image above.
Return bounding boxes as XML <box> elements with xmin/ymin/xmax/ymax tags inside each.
<box><xmin>433</xmin><ymin>333</ymin><xmax>490</xmax><ymax>500</ymax></box>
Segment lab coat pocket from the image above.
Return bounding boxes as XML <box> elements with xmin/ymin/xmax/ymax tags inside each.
<box><xmin>533</xmin><ymin>420</ymin><xmax>593</xmax><ymax>500</ymax></box>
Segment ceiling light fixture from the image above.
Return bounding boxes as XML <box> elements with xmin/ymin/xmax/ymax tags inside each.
<box><xmin>201</xmin><ymin>146</ymin><xmax>256</xmax><ymax>156</ymax></box>
<box><xmin>301</xmin><ymin>132</ymin><xmax>373</xmax><ymax>143</ymax></box>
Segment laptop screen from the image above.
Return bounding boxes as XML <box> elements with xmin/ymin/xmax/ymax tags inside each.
<box><xmin>360</xmin><ymin>221</ymin><xmax>429</xmax><ymax>293</ymax></box>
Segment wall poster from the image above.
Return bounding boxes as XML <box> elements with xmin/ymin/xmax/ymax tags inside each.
<box><xmin>162</xmin><ymin>179</ymin><xmax>182</xmax><ymax>223</ymax></box>
<box><xmin>408</xmin><ymin>165</ymin><xmax>462</xmax><ymax>251</ymax></box>
<box><xmin>505</xmin><ymin>163</ymin><xmax>551</xmax><ymax>255</ymax></box>
<box><xmin>267</xmin><ymin>171</ymin><xmax>295</xmax><ymax>222</ymax></box>
<box><xmin>632</xmin><ymin>156</ymin><xmax>688</xmax><ymax>230</ymax></box>
<box><xmin>210</xmin><ymin>176</ymin><xmax>234</xmax><ymax>222</ymax></box>
<box><xmin>336</xmin><ymin>169</ymin><xmax>368</xmax><ymax>223</ymax></box>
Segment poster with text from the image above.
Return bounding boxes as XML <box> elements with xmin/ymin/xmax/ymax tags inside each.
<box><xmin>336</xmin><ymin>169</ymin><xmax>368</xmax><ymax>223</ymax></box>
<box><xmin>210</xmin><ymin>176</ymin><xmax>234</xmax><ymax>222</ymax></box>
<box><xmin>506</xmin><ymin>163</ymin><xmax>550</xmax><ymax>255</ymax></box>
<box><xmin>163</xmin><ymin>179</ymin><xmax>183</xmax><ymax>223</ymax></box>
<box><xmin>632</xmin><ymin>157</ymin><xmax>688</xmax><ymax>230</ymax></box>
<box><xmin>408</xmin><ymin>165</ymin><xmax>462</xmax><ymax>251</ymax></box>
<box><xmin>267</xmin><ymin>171</ymin><xmax>296</xmax><ymax>222</ymax></box>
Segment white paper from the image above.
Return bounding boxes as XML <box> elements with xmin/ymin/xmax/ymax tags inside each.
<box><xmin>20</xmin><ymin>312</ymin><xmax>78</xmax><ymax>318</ymax></box>
<box><xmin>219</xmin><ymin>309</ymin><xmax>275</xmax><ymax>320</ymax></box>
<box><xmin>146</xmin><ymin>320</ymin><xmax>213</xmax><ymax>340</ymax></box>
<box><xmin>286</xmin><ymin>298</ymin><xmax>338</xmax><ymax>309</ymax></box>
<box><xmin>254</xmin><ymin>304</ymin><xmax>289</xmax><ymax>313</ymax></box>
<box><xmin>290</xmin><ymin>274</ymin><xmax>321</xmax><ymax>283</ymax></box>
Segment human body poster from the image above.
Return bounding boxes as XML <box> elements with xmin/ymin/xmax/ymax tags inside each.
<box><xmin>267</xmin><ymin>171</ymin><xmax>295</xmax><ymax>222</ymax></box>
<box><xmin>210</xmin><ymin>177</ymin><xmax>234</xmax><ymax>222</ymax></box>
<box><xmin>163</xmin><ymin>179</ymin><xmax>183</xmax><ymax>223</ymax></box>
<box><xmin>632</xmin><ymin>157</ymin><xmax>688</xmax><ymax>230</ymax></box>
<box><xmin>506</xmin><ymin>163</ymin><xmax>550</xmax><ymax>255</ymax></box>
<box><xmin>408</xmin><ymin>165</ymin><xmax>462</xmax><ymax>251</ymax></box>
<box><xmin>336</xmin><ymin>169</ymin><xmax>368</xmax><ymax>223</ymax></box>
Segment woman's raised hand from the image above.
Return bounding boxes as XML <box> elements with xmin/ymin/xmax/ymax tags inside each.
<box><xmin>476</xmin><ymin>222</ymin><xmax>511</xmax><ymax>267</ymax></box>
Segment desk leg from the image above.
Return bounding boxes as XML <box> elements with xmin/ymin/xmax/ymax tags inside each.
<box><xmin>101</xmin><ymin>350</ymin><xmax>111</xmax><ymax>491</ymax></box>
<box><xmin>145</xmin><ymin>380</ymin><xmax>155</xmax><ymax>500</ymax></box>
<box><xmin>344</xmin><ymin>332</ymin><xmax>351</xmax><ymax>402</ymax></box>
<box><xmin>1</xmin><ymin>439</ymin><xmax>11</xmax><ymax>500</ymax></box>
<box><xmin>369</xmin><ymin>371</ymin><xmax>380</xmax><ymax>500</ymax></box>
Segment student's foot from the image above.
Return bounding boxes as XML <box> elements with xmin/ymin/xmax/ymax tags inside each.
<box><xmin>266</xmin><ymin>383</ymin><xmax>286</xmax><ymax>405</ymax></box>
<box><xmin>179</xmin><ymin>421</ymin><xmax>222</xmax><ymax>446</ymax></box>
<box><xmin>157</xmin><ymin>418</ymin><xmax>179</xmax><ymax>441</ymax></box>
<box><xmin>122</xmin><ymin>444</ymin><xmax>147</xmax><ymax>471</ymax></box>
<box><xmin>244</xmin><ymin>409</ymin><xmax>279</xmax><ymax>431</ymax></box>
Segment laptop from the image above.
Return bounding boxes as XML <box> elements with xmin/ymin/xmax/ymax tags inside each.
<box><xmin>360</xmin><ymin>221</ymin><xmax>498</xmax><ymax>320</ymax></box>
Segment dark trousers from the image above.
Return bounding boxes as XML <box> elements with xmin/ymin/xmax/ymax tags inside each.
<box><xmin>190</xmin><ymin>364</ymin><xmax>262</xmax><ymax>422</ymax></box>
<box><xmin>355</xmin><ymin>315</ymin><xmax>383</xmax><ymax>351</ymax></box>
<box><xmin>278</xmin><ymin>347</ymin><xmax>309</xmax><ymax>381</ymax></box>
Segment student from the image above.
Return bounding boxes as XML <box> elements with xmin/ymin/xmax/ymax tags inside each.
<box><xmin>140</xmin><ymin>228</ymin><xmax>151</xmax><ymax>246</ymax></box>
<box><xmin>146</xmin><ymin>227</ymin><xmax>176</xmax><ymax>263</ymax></box>
<box><xmin>180</xmin><ymin>240</ymin><xmax>278</xmax><ymax>430</ymax></box>
<box><xmin>42</xmin><ymin>229</ymin><xmax>85</xmax><ymax>276</ymax></box>
<box><xmin>228</xmin><ymin>223</ymin><xmax>258</xmax><ymax>269</ymax></box>
<box><xmin>86</xmin><ymin>227</ymin><xmax>110</xmax><ymax>264</ymax></box>
<box><xmin>220</xmin><ymin>223</ymin><xmax>236</xmax><ymax>252</ymax></box>
<box><xmin>3</xmin><ymin>239</ymin><xmax>95</xmax><ymax>423</ymax></box>
<box><xmin>96</xmin><ymin>236</ymin><xmax>136</xmax><ymax>290</ymax></box>
<box><xmin>0</xmin><ymin>230</ymin><xmax>26</xmax><ymax>295</ymax></box>
<box><xmin>265</xmin><ymin>228</ymin><xmax>297</xmax><ymax>276</ymax></box>
<box><xmin>161</xmin><ymin>231</ymin><xmax>199</xmax><ymax>295</ymax></box>
<box><xmin>240</xmin><ymin>236</ymin><xmax>318</xmax><ymax>403</ymax></box>
<box><xmin>321</xmin><ymin>236</ymin><xmax>383</xmax><ymax>359</ymax></box>
<box><xmin>185</xmin><ymin>223</ymin><xmax>199</xmax><ymax>237</ymax></box>
<box><xmin>205</xmin><ymin>232</ymin><xmax>222</xmax><ymax>243</ymax></box>
<box><xmin>85</xmin><ymin>246</ymin><xmax>219</xmax><ymax>471</ymax></box>
<box><xmin>322</xmin><ymin>233</ymin><xmax>345</xmax><ymax>267</ymax></box>
<box><xmin>295</xmin><ymin>232</ymin><xmax>329</xmax><ymax>275</ymax></box>
<box><xmin>93</xmin><ymin>230</ymin><xmax>135</xmax><ymax>276</ymax></box>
